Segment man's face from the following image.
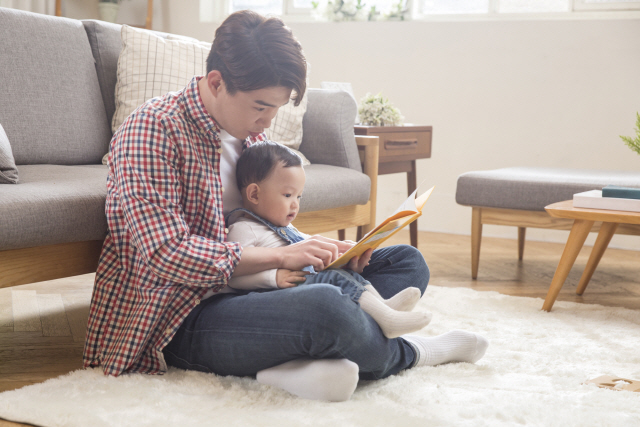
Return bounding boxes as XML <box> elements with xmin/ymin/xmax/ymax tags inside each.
<box><xmin>252</xmin><ymin>164</ymin><xmax>305</xmax><ymax>227</ymax></box>
<box><xmin>211</xmin><ymin>80</ymin><xmax>292</xmax><ymax>140</ymax></box>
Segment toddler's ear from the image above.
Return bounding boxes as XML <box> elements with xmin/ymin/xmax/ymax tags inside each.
<box><xmin>245</xmin><ymin>183</ymin><xmax>260</xmax><ymax>205</ymax></box>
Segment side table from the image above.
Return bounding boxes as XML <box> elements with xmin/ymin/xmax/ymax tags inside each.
<box><xmin>542</xmin><ymin>200</ymin><xmax>640</xmax><ymax>311</ymax></box>
<box><xmin>352</xmin><ymin>124</ymin><xmax>433</xmax><ymax>248</ymax></box>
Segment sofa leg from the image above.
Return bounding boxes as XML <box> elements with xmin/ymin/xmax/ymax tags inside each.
<box><xmin>471</xmin><ymin>207</ymin><xmax>482</xmax><ymax>279</ymax></box>
<box><xmin>518</xmin><ymin>227</ymin><xmax>526</xmax><ymax>260</ymax></box>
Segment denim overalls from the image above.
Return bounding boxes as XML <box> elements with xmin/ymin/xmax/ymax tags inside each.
<box><xmin>226</xmin><ymin>208</ymin><xmax>370</xmax><ymax>301</ymax></box>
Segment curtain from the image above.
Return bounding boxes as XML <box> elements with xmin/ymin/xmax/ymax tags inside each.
<box><xmin>0</xmin><ymin>0</ymin><xmax>56</xmax><ymax>15</ymax></box>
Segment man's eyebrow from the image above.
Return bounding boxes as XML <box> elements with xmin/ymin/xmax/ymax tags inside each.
<box><xmin>255</xmin><ymin>99</ymin><xmax>290</xmax><ymax>108</ymax></box>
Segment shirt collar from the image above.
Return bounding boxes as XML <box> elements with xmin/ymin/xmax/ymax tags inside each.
<box><xmin>185</xmin><ymin>76</ymin><xmax>221</xmax><ymax>135</ymax></box>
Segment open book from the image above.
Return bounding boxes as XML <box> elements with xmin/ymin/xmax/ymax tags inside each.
<box><xmin>327</xmin><ymin>186</ymin><xmax>435</xmax><ymax>268</ymax></box>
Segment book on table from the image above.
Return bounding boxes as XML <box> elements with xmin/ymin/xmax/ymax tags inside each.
<box><xmin>601</xmin><ymin>185</ymin><xmax>640</xmax><ymax>200</ymax></box>
<box><xmin>327</xmin><ymin>186</ymin><xmax>435</xmax><ymax>268</ymax></box>
<box><xmin>572</xmin><ymin>189</ymin><xmax>640</xmax><ymax>213</ymax></box>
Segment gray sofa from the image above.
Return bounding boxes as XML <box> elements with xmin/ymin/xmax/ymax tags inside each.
<box><xmin>0</xmin><ymin>7</ymin><xmax>378</xmax><ymax>288</ymax></box>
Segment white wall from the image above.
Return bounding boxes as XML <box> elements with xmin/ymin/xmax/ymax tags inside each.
<box><xmin>169</xmin><ymin>12</ymin><xmax>640</xmax><ymax>250</ymax></box>
<box><xmin>50</xmin><ymin>1</ymin><xmax>640</xmax><ymax>250</ymax></box>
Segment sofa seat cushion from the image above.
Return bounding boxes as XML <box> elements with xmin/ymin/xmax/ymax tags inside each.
<box><xmin>0</xmin><ymin>165</ymin><xmax>108</xmax><ymax>251</ymax></box>
<box><xmin>456</xmin><ymin>167</ymin><xmax>640</xmax><ymax>212</ymax></box>
<box><xmin>300</xmin><ymin>164</ymin><xmax>371</xmax><ymax>213</ymax></box>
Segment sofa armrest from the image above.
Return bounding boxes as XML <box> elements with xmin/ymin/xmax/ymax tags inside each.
<box><xmin>299</xmin><ymin>89</ymin><xmax>361</xmax><ymax>172</ymax></box>
<box><xmin>356</xmin><ymin>135</ymin><xmax>379</xmax><ymax>233</ymax></box>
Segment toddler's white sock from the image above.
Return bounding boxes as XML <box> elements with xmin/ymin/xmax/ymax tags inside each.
<box><xmin>359</xmin><ymin>291</ymin><xmax>431</xmax><ymax>338</ymax></box>
<box><xmin>403</xmin><ymin>330</ymin><xmax>489</xmax><ymax>367</ymax></box>
<box><xmin>256</xmin><ymin>359</ymin><xmax>359</xmax><ymax>402</ymax></box>
<box><xmin>364</xmin><ymin>285</ymin><xmax>421</xmax><ymax>312</ymax></box>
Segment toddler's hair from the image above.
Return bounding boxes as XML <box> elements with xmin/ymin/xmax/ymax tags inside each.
<box><xmin>236</xmin><ymin>140</ymin><xmax>303</xmax><ymax>191</ymax></box>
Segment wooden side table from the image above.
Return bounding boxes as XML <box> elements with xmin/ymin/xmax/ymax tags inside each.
<box><xmin>542</xmin><ymin>200</ymin><xmax>640</xmax><ymax>311</ymax></box>
<box><xmin>353</xmin><ymin>125</ymin><xmax>433</xmax><ymax>248</ymax></box>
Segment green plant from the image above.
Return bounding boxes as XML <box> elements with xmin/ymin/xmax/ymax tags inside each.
<box><xmin>620</xmin><ymin>112</ymin><xmax>640</xmax><ymax>156</ymax></box>
<box><xmin>311</xmin><ymin>0</ymin><xmax>409</xmax><ymax>22</ymax></box>
<box><xmin>358</xmin><ymin>93</ymin><xmax>404</xmax><ymax>126</ymax></box>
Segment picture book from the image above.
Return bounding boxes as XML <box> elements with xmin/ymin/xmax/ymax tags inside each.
<box><xmin>327</xmin><ymin>186</ymin><xmax>435</xmax><ymax>268</ymax></box>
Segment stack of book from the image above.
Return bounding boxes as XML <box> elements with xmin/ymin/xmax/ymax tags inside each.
<box><xmin>573</xmin><ymin>185</ymin><xmax>640</xmax><ymax>212</ymax></box>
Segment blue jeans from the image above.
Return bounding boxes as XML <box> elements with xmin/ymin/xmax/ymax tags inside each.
<box><xmin>163</xmin><ymin>244</ymin><xmax>430</xmax><ymax>380</ymax></box>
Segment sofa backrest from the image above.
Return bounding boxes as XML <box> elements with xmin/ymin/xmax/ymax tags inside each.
<box><xmin>0</xmin><ymin>8</ymin><xmax>111</xmax><ymax>165</ymax></box>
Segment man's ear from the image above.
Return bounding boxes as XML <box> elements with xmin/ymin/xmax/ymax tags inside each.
<box><xmin>245</xmin><ymin>183</ymin><xmax>260</xmax><ymax>205</ymax></box>
<box><xmin>206</xmin><ymin>70</ymin><xmax>224</xmax><ymax>97</ymax></box>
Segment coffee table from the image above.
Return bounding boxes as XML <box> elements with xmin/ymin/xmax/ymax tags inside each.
<box><xmin>542</xmin><ymin>200</ymin><xmax>640</xmax><ymax>311</ymax></box>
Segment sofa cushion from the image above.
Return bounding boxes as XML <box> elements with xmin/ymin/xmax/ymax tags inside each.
<box><xmin>0</xmin><ymin>8</ymin><xmax>111</xmax><ymax>165</ymax></box>
<box><xmin>0</xmin><ymin>123</ymin><xmax>18</xmax><ymax>184</ymax></box>
<box><xmin>0</xmin><ymin>165</ymin><xmax>108</xmax><ymax>251</ymax></box>
<box><xmin>299</xmin><ymin>164</ymin><xmax>370</xmax><ymax>213</ymax></box>
<box><xmin>300</xmin><ymin>90</ymin><xmax>362</xmax><ymax>172</ymax></box>
<box><xmin>82</xmin><ymin>20</ymin><xmax>123</xmax><ymax>127</ymax></box>
<box><xmin>111</xmin><ymin>25</ymin><xmax>212</xmax><ymax>133</ymax></box>
<box><xmin>82</xmin><ymin>21</ymin><xmax>203</xmax><ymax>127</ymax></box>
<box><xmin>456</xmin><ymin>167</ymin><xmax>640</xmax><ymax>211</ymax></box>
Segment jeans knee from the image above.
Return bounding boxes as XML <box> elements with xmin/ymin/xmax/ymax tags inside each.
<box><xmin>295</xmin><ymin>284</ymin><xmax>370</xmax><ymax>353</ymax></box>
<box><xmin>395</xmin><ymin>245</ymin><xmax>430</xmax><ymax>295</ymax></box>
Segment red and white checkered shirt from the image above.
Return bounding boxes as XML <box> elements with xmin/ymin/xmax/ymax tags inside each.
<box><xmin>83</xmin><ymin>76</ymin><xmax>265</xmax><ymax>376</ymax></box>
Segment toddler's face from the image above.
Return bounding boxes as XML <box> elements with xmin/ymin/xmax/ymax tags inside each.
<box><xmin>253</xmin><ymin>164</ymin><xmax>305</xmax><ymax>227</ymax></box>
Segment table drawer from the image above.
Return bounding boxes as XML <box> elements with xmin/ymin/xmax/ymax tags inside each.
<box><xmin>377</xmin><ymin>130</ymin><xmax>431</xmax><ymax>161</ymax></box>
<box><xmin>354</xmin><ymin>125</ymin><xmax>432</xmax><ymax>163</ymax></box>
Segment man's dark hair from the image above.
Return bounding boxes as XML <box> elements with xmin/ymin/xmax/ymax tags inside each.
<box><xmin>207</xmin><ymin>10</ymin><xmax>307</xmax><ymax>106</ymax></box>
<box><xmin>236</xmin><ymin>140</ymin><xmax>303</xmax><ymax>191</ymax></box>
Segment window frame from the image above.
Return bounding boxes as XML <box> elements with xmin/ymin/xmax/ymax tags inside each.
<box><xmin>572</xmin><ymin>0</ymin><xmax>640</xmax><ymax>11</ymax></box>
<box><xmin>200</xmin><ymin>0</ymin><xmax>640</xmax><ymax>21</ymax></box>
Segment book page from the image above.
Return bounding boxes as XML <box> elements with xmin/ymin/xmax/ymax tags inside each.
<box><xmin>326</xmin><ymin>186</ymin><xmax>434</xmax><ymax>268</ymax></box>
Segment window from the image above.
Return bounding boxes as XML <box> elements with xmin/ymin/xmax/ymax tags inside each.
<box><xmin>200</xmin><ymin>0</ymin><xmax>640</xmax><ymax>22</ymax></box>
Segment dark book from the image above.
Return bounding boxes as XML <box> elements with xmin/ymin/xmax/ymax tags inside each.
<box><xmin>602</xmin><ymin>185</ymin><xmax>640</xmax><ymax>200</ymax></box>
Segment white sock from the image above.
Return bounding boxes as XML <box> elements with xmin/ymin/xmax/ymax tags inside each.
<box><xmin>364</xmin><ymin>285</ymin><xmax>422</xmax><ymax>312</ymax></box>
<box><xmin>256</xmin><ymin>359</ymin><xmax>359</xmax><ymax>402</ymax></box>
<box><xmin>359</xmin><ymin>291</ymin><xmax>432</xmax><ymax>338</ymax></box>
<box><xmin>403</xmin><ymin>330</ymin><xmax>489</xmax><ymax>367</ymax></box>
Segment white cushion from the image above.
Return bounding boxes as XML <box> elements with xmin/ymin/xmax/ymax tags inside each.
<box><xmin>111</xmin><ymin>25</ymin><xmax>211</xmax><ymax>133</ymax></box>
<box><xmin>112</xmin><ymin>25</ymin><xmax>309</xmax><ymax>163</ymax></box>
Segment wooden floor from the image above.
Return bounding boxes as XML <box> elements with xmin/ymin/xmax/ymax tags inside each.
<box><xmin>0</xmin><ymin>229</ymin><xmax>638</xmax><ymax>426</ymax></box>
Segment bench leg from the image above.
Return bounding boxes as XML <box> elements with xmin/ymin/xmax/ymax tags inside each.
<box><xmin>471</xmin><ymin>207</ymin><xmax>482</xmax><ymax>280</ymax></box>
<box><xmin>542</xmin><ymin>219</ymin><xmax>594</xmax><ymax>311</ymax></box>
<box><xmin>517</xmin><ymin>227</ymin><xmax>526</xmax><ymax>260</ymax></box>
<box><xmin>576</xmin><ymin>222</ymin><xmax>617</xmax><ymax>296</ymax></box>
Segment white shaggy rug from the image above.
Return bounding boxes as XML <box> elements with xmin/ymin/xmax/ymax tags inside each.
<box><xmin>1</xmin><ymin>285</ymin><xmax>639</xmax><ymax>427</ymax></box>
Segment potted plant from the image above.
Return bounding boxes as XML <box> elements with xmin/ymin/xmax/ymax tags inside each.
<box><xmin>620</xmin><ymin>112</ymin><xmax>640</xmax><ymax>156</ymax></box>
<box><xmin>357</xmin><ymin>93</ymin><xmax>404</xmax><ymax>126</ymax></box>
<box><xmin>98</xmin><ymin>0</ymin><xmax>121</xmax><ymax>23</ymax></box>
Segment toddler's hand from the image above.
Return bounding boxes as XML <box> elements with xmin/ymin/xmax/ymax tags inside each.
<box><xmin>276</xmin><ymin>269</ymin><xmax>309</xmax><ymax>288</ymax></box>
<box><xmin>345</xmin><ymin>248</ymin><xmax>373</xmax><ymax>274</ymax></box>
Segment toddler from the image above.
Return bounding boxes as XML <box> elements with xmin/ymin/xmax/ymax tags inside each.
<box><xmin>225</xmin><ymin>140</ymin><xmax>432</xmax><ymax>339</ymax></box>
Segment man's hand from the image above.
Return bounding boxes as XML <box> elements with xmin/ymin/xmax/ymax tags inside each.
<box><xmin>276</xmin><ymin>269</ymin><xmax>309</xmax><ymax>288</ymax></box>
<box><xmin>345</xmin><ymin>248</ymin><xmax>374</xmax><ymax>274</ymax></box>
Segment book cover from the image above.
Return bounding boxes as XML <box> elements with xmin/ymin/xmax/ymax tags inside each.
<box><xmin>327</xmin><ymin>186</ymin><xmax>435</xmax><ymax>268</ymax></box>
<box><xmin>602</xmin><ymin>185</ymin><xmax>640</xmax><ymax>200</ymax></box>
<box><xmin>572</xmin><ymin>190</ymin><xmax>640</xmax><ymax>213</ymax></box>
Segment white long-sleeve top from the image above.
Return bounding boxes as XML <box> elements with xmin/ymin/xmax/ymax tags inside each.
<box><xmin>225</xmin><ymin>216</ymin><xmax>285</xmax><ymax>290</ymax></box>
